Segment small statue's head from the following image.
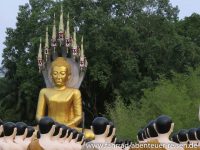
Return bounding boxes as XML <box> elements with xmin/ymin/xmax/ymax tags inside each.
<box><xmin>51</xmin><ymin>57</ymin><xmax>71</xmax><ymax>87</ymax></box>
<box><xmin>3</xmin><ymin>122</ymin><xmax>17</xmax><ymax>137</ymax></box>
<box><xmin>154</xmin><ymin>115</ymin><xmax>174</xmax><ymax>135</ymax></box>
<box><xmin>171</xmin><ymin>133</ymin><xmax>179</xmax><ymax>143</ymax></box>
<box><xmin>0</xmin><ymin>119</ymin><xmax>3</xmax><ymax>137</ymax></box>
<box><xmin>91</xmin><ymin>117</ymin><xmax>110</xmax><ymax>137</ymax></box>
<box><xmin>188</xmin><ymin>128</ymin><xmax>198</xmax><ymax>141</ymax></box>
<box><xmin>107</xmin><ymin>121</ymin><xmax>114</xmax><ymax>137</ymax></box>
<box><xmin>177</xmin><ymin>129</ymin><xmax>188</xmax><ymax>143</ymax></box>
<box><xmin>39</xmin><ymin>117</ymin><xmax>55</xmax><ymax>135</ymax></box>
<box><xmin>26</xmin><ymin>126</ymin><xmax>35</xmax><ymax>139</ymax></box>
<box><xmin>147</xmin><ymin>120</ymin><xmax>158</xmax><ymax>138</ymax></box>
<box><xmin>16</xmin><ymin>122</ymin><xmax>28</xmax><ymax>138</ymax></box>
<box><xmin>137</xmin><ymin>129</ymin><xmax>144</xmax><ymax>142</ymax></box>
<box><xmin>77</xmin><ymin>132</ymin><xmax>84</xmax><ymax>144</ymax></box>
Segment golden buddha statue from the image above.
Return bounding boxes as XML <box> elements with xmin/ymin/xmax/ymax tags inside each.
<box><xmin>36</xmin><ymin>57</ymin><xmax>82</xmax><ymax>127</ymax></box>
<box><xmin>36</xmin><ymin>7</ymin><xmax>93</xmax><ymax>138</ymax></box>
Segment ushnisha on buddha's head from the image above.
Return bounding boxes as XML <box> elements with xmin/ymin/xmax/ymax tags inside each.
<box><xmin>51</xmin><ymin>57</ymin><xmax>71</xmax><ymax>88</ymax></box>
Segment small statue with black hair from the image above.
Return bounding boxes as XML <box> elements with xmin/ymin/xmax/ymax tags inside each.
<box><xmin>27</xmin><ymin>117</ymin><xmax>58</xmax><ymax>150</ymax></box>
<box><xmin>14</xmin><ymin>122</ymin><xmax>28</xmax><ymax>150</ymax></box>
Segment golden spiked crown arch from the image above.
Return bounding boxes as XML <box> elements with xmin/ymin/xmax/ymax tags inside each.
<box><xmin>37</xmin><ymin>6</ymin><xmax>88</xmax><ymax>88</ymax></box>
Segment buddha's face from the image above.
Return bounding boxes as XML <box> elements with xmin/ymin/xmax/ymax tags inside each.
<box><xmin>51</xmin><ymin>66</ymin><xmax>68</xmax><ymax>87</ymax></box>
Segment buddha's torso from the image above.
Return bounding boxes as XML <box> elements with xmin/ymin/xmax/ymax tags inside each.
<box><xmin>42</xmin><ymin>88</ymin><xmax>79</xmax><ymax>124</ymax></box>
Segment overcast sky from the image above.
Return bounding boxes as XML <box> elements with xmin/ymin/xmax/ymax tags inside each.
<box><xmin>0</xmin><ymin>0</ymin><xmax>200</xmax><ymax>66</ymax></box>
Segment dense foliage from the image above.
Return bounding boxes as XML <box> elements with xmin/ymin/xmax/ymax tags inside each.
<box><xmin>107</xmin><ymin>67</ymin><xmax>200</xmax><ymax>140</ymax></box>
<box><xmin>1</xmin><ymin>0</ymin><xmax>200</xmax><ymax>130</ymax></box>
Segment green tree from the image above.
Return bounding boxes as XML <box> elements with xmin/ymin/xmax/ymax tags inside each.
<box><xmin>1</xmin><ymin>0</ymin><xmax>200</xmax><ymax>126</ymax></box>
<box><xmin>2</xmin><ymin>0</ymin><xmax>55</xmax><ymax>122</ymax></box>
<box><xmin>177</xmin><ymin>13</ymin><xmax>200</xmax><ymax>47</ymax></box>
<box><xmin>0</xmin><ymin>78</ymin><xmax>20</xmax><ymax>121</ymax></box>
<box><xmin>106</xmin><ymin>96</ymin><xmax>144</xmax><ymax>141</ymax></box>
<box><xmin>107</xmin><ymin>67</ymin><xmax>200</xmax><ymax>140</ymax></box>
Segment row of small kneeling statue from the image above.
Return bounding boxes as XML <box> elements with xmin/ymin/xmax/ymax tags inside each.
<box><xmin>134</xmin><ymin>115</ymin><xmax>200</xmax><ymax>150</ymax></box>
<box><xmin>0</xmin><ymin>115</ymin><xmax>200</xmax><ymax>150</ymax></box>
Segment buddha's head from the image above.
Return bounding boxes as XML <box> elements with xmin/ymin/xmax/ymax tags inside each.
<box><xmin>51</xmin><ymin>57</ymin><xmax>71</xmax><ymax>87</ymax></box>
